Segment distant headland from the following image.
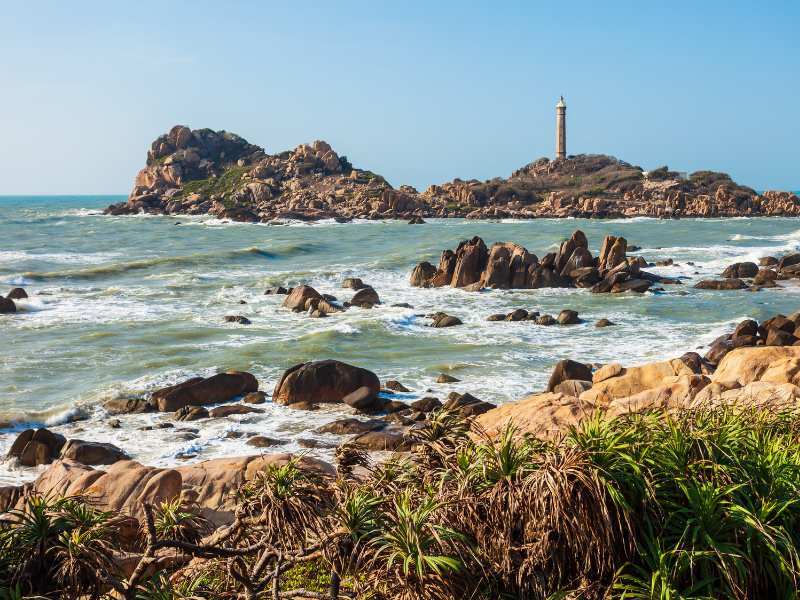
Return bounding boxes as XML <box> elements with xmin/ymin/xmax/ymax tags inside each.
<box><xmin>106</xmin><ymin>99</ymin><xmax>799</xmax><ymax>221</ymax></box>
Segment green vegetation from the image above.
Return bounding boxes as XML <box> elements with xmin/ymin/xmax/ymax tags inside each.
<box><xmin>177</xmin><ymin>166</ymin><xmax>248</xmax><ymax>200</ymax></box>
<box><xmin>4</xmin><ymin>407</ymin><xmax>800</xmax><ymax>598</ymax></box>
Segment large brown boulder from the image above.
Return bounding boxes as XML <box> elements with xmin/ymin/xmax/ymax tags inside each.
<box><xmin>712</xmin><ymin>346</ymin><xmax>800</xmax><ymax>386</ymax></box>
<box><xmin>151</xmin><ymin>372</ymin><xmax>259</xmax><ymax>412</ymax></box>
<box><xmin>483</xmin><ymin>242</ymin><xmax>537</xmax><ymax>289</ymax></box>
<box><xmin>6</xmin><ymin>287</ymin><xmax>28</xmax><ymax>300</ymax></box>
<box><xmin>694</xmin><ymin>279</ymin><xmax>748</xmax><ymax>290</ymax></box>
<box><xmin>547</xmin><ymin>359</ymin><xmax>593</xmax><ymax>392</ymax></box>
<box><xmin>60</xmin><ymin>440</ymin><xmax>128</xmax><ymax>465</ymax></box>
<box><xmin>7</xmin><ymin>428</ymin><xmax>66</xmax><ymax>467</ymax></box>
<box><xmin>451</xmin><ymin>237</ymin><xmax>489</xmax><ymax>288</ymax></box>
<box><xmin>350</xmin><ymin>286</ymin><xmax>379</xmax><ymax>306</ymax></box>
<box><xmin>580</xmin><ymin>358</ymin><xmax>694</xmax><ymax>405</ymax></box>
<box><xmin>475</xmin><ymin>392</ymin><xmax>589</xmax><ymax>440</ymax></box>
<box><xmin>273</xmin><ymin>360</ymin><xmax>380</xmax><ymax>406</ymax></box>
<box><xmin>721</xmin><ymin>262</ymin><xmax>759</xmax><ymax>278</ymax></box>
<box><xmin>409</xmin><ymin>261</ymin><xmax>438</xmax><ymax>287</ymax></box>
<box><xmin>282</xmin><ymin>285</ymin><xmax>322</xmax><ymax>311</ymax></box>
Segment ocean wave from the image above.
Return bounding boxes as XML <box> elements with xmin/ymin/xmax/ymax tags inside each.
<box><xmin>0</xmin><ymin>249</ymin><xmax>123</xmax><ymax>265</ymax></box>
<box><xmin>17</xmin><ymin>247</ymin><xmax>280</xmax><ymax>280</ymax></box>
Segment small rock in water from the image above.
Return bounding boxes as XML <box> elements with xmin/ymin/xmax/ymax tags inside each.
<box><xmin>246</xmin><ymin>436</ymin><xmax>286</xmax><ymax>448</ymax></box>
<box><xmin>595</xmin><ymin>318</ymin><xmax>616</xmax><ymax>328</ymax></box>
<box><xmin>435</xmin><ymin>373</ymin><xmax>460</xmax><ymax>384</ymax></box>
<box><xmin>224</xmin><ymin>315</ymin><xmax>252</xmax><ymax>325</ymax></box>
<box><xmin>384</xmin><ymin>380</ymin><xmax>411</xmax><ymax>392</ymax></box>
<box><xmin>6</xmin><ymin>287</ymin><xmax>28</xmax><ymax>300</ymax></box>
<box><xmin>242</xmin><ymin>391</ymin><xmax>268</xmax><ymax>404</ymax></box>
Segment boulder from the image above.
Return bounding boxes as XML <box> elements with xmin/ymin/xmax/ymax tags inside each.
<box><xmin>595</xmin><ymin>318</ymin><xmax>615</xmax><ymax>328</ymax></box>
<box><xmin>506</xmin><ymin>308</ymin><xmax>528</xmax><ymax>321</ymax></box>
<box><xmin>411</xmin><ymin>397</ymin><xmax>443</xmax><ymax>412</ymax></box>
<box><xmin>611</xmin><ymin>279</ymin><xmax>652</xmax><ymax>293</ymax></box>
<box><xmin>766</xmin><ymin>329</ymin><xmax>798</xmax><ymax>347</ymax></box>
<box><xmin>733</xmin><ymin>319</ymin><xmax>759</xmax><ymax>339</ymax></box>
<box><xmin>754</xmin><ymin>269</ymin><xmax>779</xmax><ymax>286</ymax></box>
<box><xmin>475</xmin><ymin>392</ymin><xmax>588</xmax><ymax>440</ymax></box>
<box><xmin>547</xmin><ymin>359</ymin><xmax>593</xmax><ymax>392</ymax></box>
<box><xmin>536</xmin><ymin>314</ymin><xmax>556</xmax><ymax>326</ymax></box>
<box><xmin>283</xmin><ymin>285</ymin><xmax>322</xmax><ymax>311</ymax></box>
<box><xmin>553</xmin><ymin>379</ymin><xmax>593</xmax><ymax>396</ymax></box>
<box><xmin>430</xmin><ymin>313</ymin><xmax>462</xmax><ymax>327</ymax></box>
<box><xmin>208</xmin><ymin>404</ymin><xmax>264</xmax><ymax>418</ymax></box>
<box><xmin>246</xmin><ymin>436</ymin><xmax>286</xmax><ymax>448</ymax></box>
<box><xmin>315</xmin><ymin>418</ymin><xmax>386</xmax><ymax>435</ymax></box>
<box><xmin>435</xmin><ymin>373</ymin><xmax>460</xmax><ymax>383</ymax></box>
<box><xmin>242</xmin><ymin>391</ymin><xmax>267</xmax><ymax>404</ymax></box>
<box><xmin>342</xmin><ymin>386</ymin><xmax>381</xmax><ymax>411</ymax></box>
<box><xmin>152</xmin><ymin>372</ymin><xmax>258</xmax><ymax>412</ymax></box>
<box><xmin>721</xmin><ymin>262</ymin><xmax>759</xmax><ymax>278</ymax></box>
<box><xmin>6</xmin><ymin>287</ymin><xmax>28</xmax><ymax>300</ymax></box>
<box><xmin>7</xmin><ymin>428</ymin><xmax>66</xmax><ymax>467</ymax></box>
<box><xmin>694</xmin><ymin>279</ymin><xmax>748</xmax><ymax>290</ymax></box>
<box><xmin>593</xmin><ymin>363</ymin><xmax>624</xmax><ymax>383</ymax></box>
<box><xmin>384</xmin><ymin>380</ymin><xmax>411</xmax><ymax>392</ymax></box>
<box><xmin>0</xmin><ymin>297</ymin><xmax>16</xmax><ymax>313</ymax></box>
<box><xmin>174</xmin><ymin>406</ymin><xmax>209</xmax><ymax>421</ymax></box>
<box><xmin>580</xmin><ymin>358</ymin><xmax>694</xmax><ymax>405</ymax></box>
<box><xmin>273</xmin><ymin>360</ymin><xmax>380</xmax><ymax>406</ymax></box>
<box><xmin>711</xmin><ymin>346</ymin><xmax>800</xmax><ymax>386</ymax></box>
<box><xmin>350</xmin><ymin>286</ymin><xmax>379</xmax><ymax>307</ymax></box>
<box><xmin>103</xmin><ymin>397</ymin><xmax>154</xmax><ymax>414</ymax></box>
<box><xmin>451</xmin><ymin>237</ymin><xmax>489</xmax><ymax>288</ymax></box>
<box><xmin>443</xmin><ymin>392</ymin><xmax>495</xmax><ymax>417</ymax></box>
<box><xmin>59</xmin><ymin>440</ymin><xmax>128</xmax><ymax>465</ymax></box>
<box><xmin>409</xmin><ymin>261</ymin><xmax>438</xmax><ymax>287</ymax></box>
<box><xmin>557</xmin><ymin>309</ymin><xmax>580</xmax><ymax>325</ymax></box>
<box><xmin>605</xmin><ymin>374</ymin><xmax>710</xmax><ymax>416</ymax></box>
<box><xmin>342</xmin><ymin>277</ymin><xmax>366</xmax><ymax>290</ymax></box>
<box><xmin>224</xmin><ymin>315</ymin><xmax>251</xmax><ymax>325</ymax></box>
<box><xmin>351</xmin><ymin>429</ymin><xmax>412</xmax><ymax>452</ymax></box>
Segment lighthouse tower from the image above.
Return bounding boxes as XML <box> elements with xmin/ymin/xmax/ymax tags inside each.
<box><xmin>555</xmin><ymin>96</ymin><xmax>567</xmax><ymax>160</ymax></box>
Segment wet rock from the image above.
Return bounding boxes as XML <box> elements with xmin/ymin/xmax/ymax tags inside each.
<box><xmin>762</xmin><ymin>315</ymin><xmax>796</xmax><ymax>334</ymax></box>
<box><xmin>487</xmin><ymin>313</ymin><xmax>506</xmax><ymax>321</ymax></box>
<box><xmin>108</xmin><ymin>419</ymin><xmax>121</xmax><ymax>429</ymax></box>
<box><xmin>242</xmin><ymin>391</ymin><xmax>267</xmax><ymax>404</ymax></box>
<box><xmin>721</xmin><ymin>262</ymin><xmax>759</xmax><ymax>278</ymax></box>
<box><xmin>679</xmin><ymin>352</ymin><xmax>705</xmax><ymax>374</ymax></box>
<box><xmin>6</xmin><ymin>287</ymin><xmax>28</xmax><ymax>300</ymax></box>
<box><xmin>0</xmin><ymin>297</ymin><xmax>16</xmax><ymax>313</ymax></box>
<box><xmin>224</xmin><ymin>315</ymin><xmax>251</xmax><ymax>325</ymax></box>
<box><xmin>152</xmin><ymin>372</ymin><xmax>258</xmax><ymax>412</ymax></box>
<box><xmin>536</xmin><ymin>314</ymin><xmax>556</xmax><ymax>326</ymax></box>
<box><xmin>595</xmin><ymin>318</ymin><xmax>615</xmax><ymax>327</ymax></box>
<box><xmin>384</xmin><ymin>380</ymin><xmax>411</xmax><ymax>392</ymax></box>
<box><xmin>350</xmin><ymin>286</ymin><xmax>379</xmax><ymax>307</ymax></box>
<box><xmin>60</xmin><ymin>440</ymin><xmax>128</xmax><ymax>465</ymax></box>
<box><xmin>435</xmin><ymin>373</ymin><xmax>460</xmax><ymax>383</ymax></box>
<box><xmin>283</xmin><ymin>285</ymin><xmax>322</xmax><ymax>311</ymax></box>
<box><xmin>505</xmin><ymin>308</ymin><xmax>528</xmax><ymax>322</ymax></box>
<box><xmin>430</xmin><ymin>313</ymin><xmax>462</xmax><ymax>328</ymax></box>
<box><xmin>557</xmin><ymin>309</ymin><xmax>580</xmax><ymax>325</ymax></box>
<box><xmin>246</xmin><ymin>436</ymin><xmax>286</xmax><ymax>448</ymax></box>
<box><xmin>342</xmin><ymin>277</ymin><xmax>366</xmax><ymax>290</ymax></box>
<box><xmin>411</xmin><ymin>397</ymin><xmax>442</xmax><ymax>412</ymax></box>
<box><xmin>103</xmin><ymin>397</ymin><xmax>154</xmax><ymax>414</ymax></box>
<box><xmin>547</xmin><ymin>359</ymin><xmax>593</xmax><ymax>392</ymax></box>
<box><xmin>443</xmin><ymin>392</ymin><xmax>495</xmax><ymax>417</ymax></box>
<box><xmin>316</xmin><ymin>418</ymin><xmax>386</xmax><ymax>435</ymax></box>
<box><xmin>264</xmin><ymin>286</ymin><xmax>289</xmax><ymax>295</ymax></box>
<box><xmin>7</xmin><ymin>428</ymin><xmax>66</xmax><ymax>467</ymax></box>
<box><xmin>382</xmin><ymin>400</ymin><xmax>407</xmax><ymax>414</ymax></box>
<box><xmin>705</xmin><ymin>340</ymin><xmax>734</xmax><ymax>365</ymax></box>
<box><xmin>611</xmin><ymin>278</ymin><xmax>652</xmax><ymax>293</ymax></box>
<box><xmin>759</xmin><ymin>256</ymin><xmax>778</xmax><ymax>267</ymax></box>
<box><xmin>733</xmin><ymin>319</ymin><xmax>759</xmax><ymax>339</ymax></box>
<box><xmin>343</xmin><ymin>386</ymin><xmax>382</xmax><ymax>411</ymax></box>
<box><xmin>174</xmin><ymin>406</ymin><xmax>210</xmax><ymax>421</ymax></box>
<box><xmin>287</xmin><ymin>401</ymin><xmax>319</xmax><ymax>411</ymax></box>
<box><xmin>777</xmin><ymin>253</ymin><xmax>800</xmax><ymax>271</ymax></box>
<box><xmin>391</xmin><ymin>302</ymin><xmax>414</xmax><ymax>309</ymax></box>
<box><xmin>274</xmin><ymin>360</ymin><xmax>380</xmax><ymax>407</ymax></box>
<box><xmin>208</xmin><ymin>404</ymin><xmax>264</xmax><ymax>418</ymax></box>
<box><xmin>409</xmin><ymin>261</ymin><xmax>438</xmax><ymax>287</ymax></box>
<box><xmin>408</xmin><ymin>216</ymin><xmax>426</xmax><ymax>224</ymax></box>
<box><xmin>694</xmin><ymin>279</ymin><xmax>748</xmax><ymax>290</ymax></box>
<box><xmin>297</xmin><ymin>438</ymin><xmax>338</xmax><ymax>449</ymax></box>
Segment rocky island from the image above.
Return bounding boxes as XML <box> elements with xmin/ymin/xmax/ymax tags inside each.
<box><xmin>105</xmin><ymin>125</ymin><xmax>800</xmax><ymax>222</ymax></box>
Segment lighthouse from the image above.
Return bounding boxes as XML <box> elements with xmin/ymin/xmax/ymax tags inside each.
<box><xmin>555</xmin><ymin>96</ymin><xmax>566</xmax><ymax>159</ymax></box>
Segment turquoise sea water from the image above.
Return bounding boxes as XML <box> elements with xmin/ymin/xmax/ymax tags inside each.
<box><xmin>2</xmin><ymin>195</ymin><xmax>800</xmax><ymax>484</ymax></box>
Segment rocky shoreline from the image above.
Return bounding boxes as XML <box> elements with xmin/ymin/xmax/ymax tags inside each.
<box><xmin>105</xmin><ymin>125</ymin><xmax>800</xmax><ymax>222</ymax></box>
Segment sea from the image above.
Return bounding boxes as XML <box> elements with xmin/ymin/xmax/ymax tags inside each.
<box><xmin>2</xmin><ymin>195</ymin><xmax>800</xmax><ymax>485</ymax></box>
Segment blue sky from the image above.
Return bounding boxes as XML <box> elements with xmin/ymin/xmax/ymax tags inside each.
<box><xmin>0</xmin><ymin>1</ymin><xmax>797</xmax><ymax>194</ymax></box>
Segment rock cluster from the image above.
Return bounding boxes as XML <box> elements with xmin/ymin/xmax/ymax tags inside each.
<box><xmin>105</xmin><ymin>128</ymin><xmax>799</xmax><ymax>222</ymax></box>
<box><xmin>704</xmin><ymin>312</ymin><xmax>800</xmax><ymax>366</ymax></box>
<box><xmin>410</xmin><ymin>230</ymin><xmax>676</xmax><ymax>293</ymax></box>
<box><xmin>7</xmin><ymin>428</ymin><xmax>127</xmax><ymax>467</ymax></box>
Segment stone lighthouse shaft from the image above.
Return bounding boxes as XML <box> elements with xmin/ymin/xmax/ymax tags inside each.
<box><xmin>556</xmin><ymin>96</ymin><xmax>566</xmax><ymax>159</ymax></box>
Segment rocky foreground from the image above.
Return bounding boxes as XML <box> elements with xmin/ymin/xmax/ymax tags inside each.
<box><xmin>105</xmin><ymin>125</ymin><xmax>800</xmax><ymax>221</ymax></box>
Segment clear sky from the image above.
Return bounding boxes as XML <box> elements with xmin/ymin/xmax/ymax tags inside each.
<box><xmin>1</xmin><ymin>0</ymin><xmax>797</xmax><ymax>195</ymax></box>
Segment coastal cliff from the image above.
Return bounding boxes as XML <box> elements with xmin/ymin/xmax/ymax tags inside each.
<box><xmin>106</xmin><ymin>125</ymin><xmax>800</xmax><ymax>221</ymax></box>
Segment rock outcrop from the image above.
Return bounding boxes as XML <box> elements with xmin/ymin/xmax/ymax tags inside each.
<box><xmin>151</xmin><ymin>372</ymin><xmax>259</xmax><ymax>412</ymax></box>
<box><xmin>105</xmin><ymin>128</ymin><xmax>799</xmax><ymax>221</ymax></box>
<box><xmin>273</xmin><ymin>360</ymin><xmax>380</xmax><ymax>407</ymax></box>
<box><xmin>410</xmin><ymin>230</ymin><xmax>674</xmax><ymax>293</ymax></box>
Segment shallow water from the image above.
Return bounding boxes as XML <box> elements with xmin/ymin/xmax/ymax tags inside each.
<box><xmin>2</xmin><ymin>196</ymin><xmax>800</xmax><ymax>484</ymax></box>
